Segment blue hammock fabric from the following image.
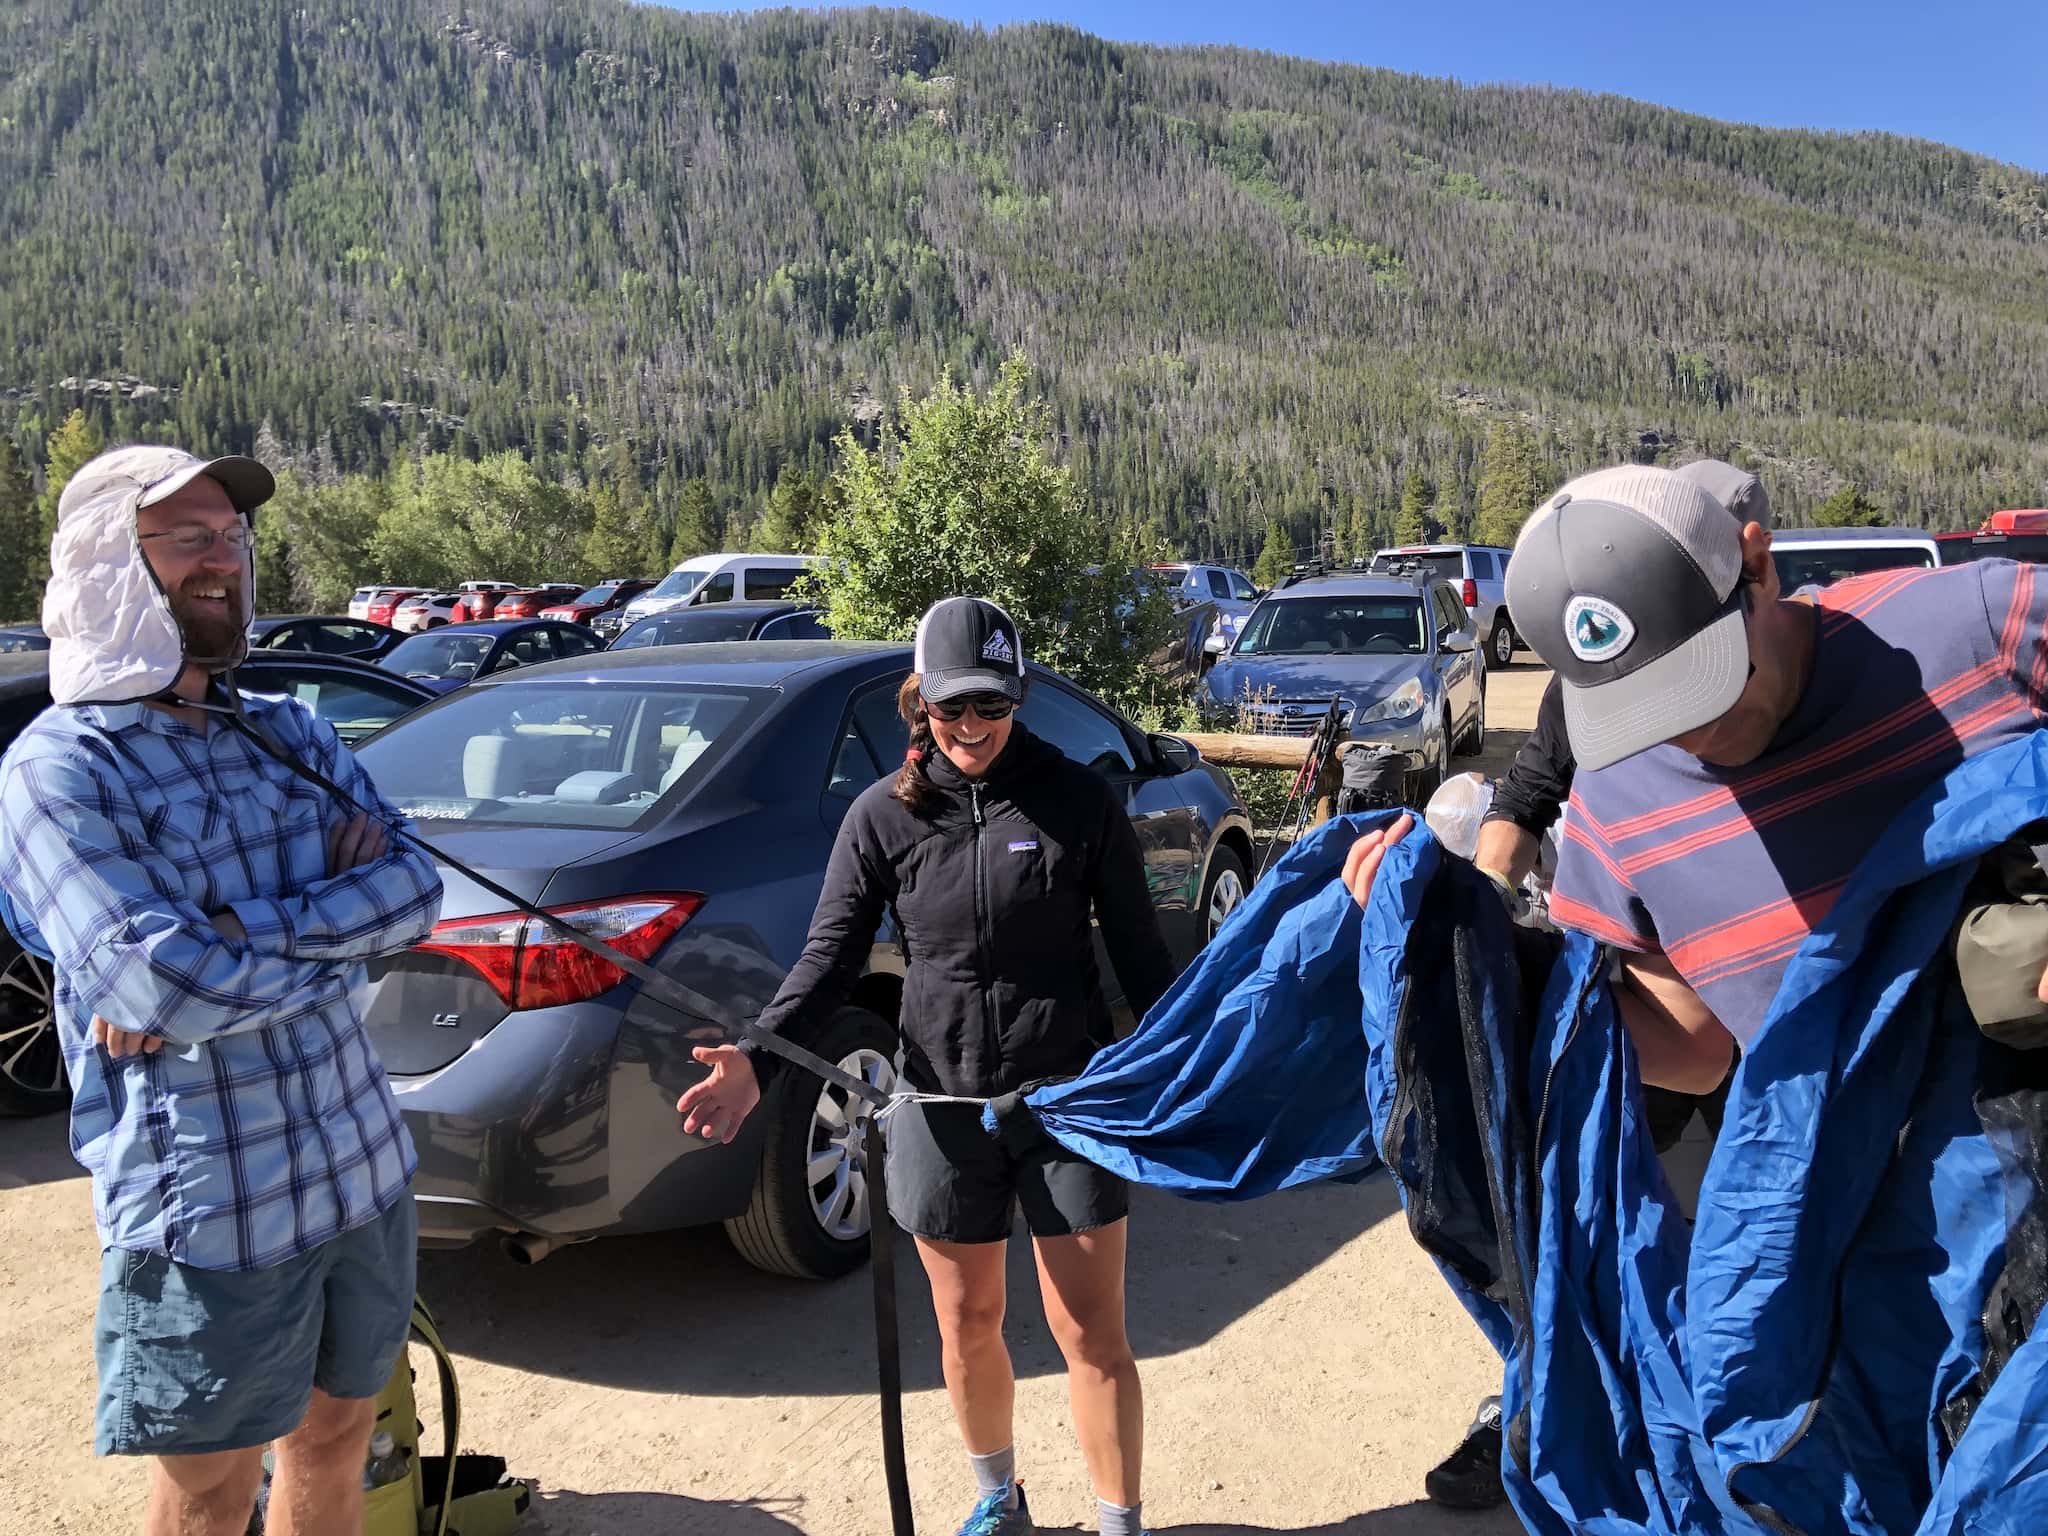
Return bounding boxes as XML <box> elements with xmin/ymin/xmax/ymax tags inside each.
<box><xmin>1006</xmin><ymin>733</ymin><xmax>2048</xmax><ymax>1535</ymax></box>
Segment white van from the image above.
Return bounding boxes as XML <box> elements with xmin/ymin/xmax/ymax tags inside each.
<box><xmin>616</xmin><ymin>553</ymin><xmax>819</xmax><ymax>626</ymax></box>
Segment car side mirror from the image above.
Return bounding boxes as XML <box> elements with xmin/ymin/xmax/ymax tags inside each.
<box><xmin>1440</xmin><ymin>628</ymin><xmax>1475</xmax><ymax>653</ymax></box>
<box><xmin>1150</xmin><ymin>734</ymin><xmax>1199</xmax><ymax>774</ymax></box>
<box><xmin>1202</xmin><ymin>633</ymin><xmax>1228</xmax><ymax>656</ymax></box>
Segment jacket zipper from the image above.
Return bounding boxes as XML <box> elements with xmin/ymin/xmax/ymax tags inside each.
<box><xmin>971</xmin><ymin>784</ymin><xmax>998</xmax><ymax>1079</ymax></box>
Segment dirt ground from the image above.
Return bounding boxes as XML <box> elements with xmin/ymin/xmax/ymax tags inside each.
<box><xmin>1</xmin><ymin>666</ymin><xmax>1554</xmax><ymax>1536</ymax></box>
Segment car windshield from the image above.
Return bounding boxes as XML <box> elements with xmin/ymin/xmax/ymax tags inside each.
<box><xmin>1370</xmin><ymin>551</ymin><xmax>1464</xmax><ymax>583</ymax></box>
<box><xmin>570</xmin><ymin>584</ymin><xmax>621</xmax><ymax>604</ymax></box>
<box><xmin>1234</xmin><ymin>596</ymin><xmax>1427</xmax><ymax>655</ymax></box>
<box><xmin>648</xmin><ymin>568</ymin><xmax>709</xmax><ymax>601</ymax></box>
<box><xmin>383</xmin><ymin>630</ymin><xmax>497</xmax><ymax>679</ymax></box>
<box><xmin>612</xmin><ymin>611</ymin><xmax>764</xmax><ymax>648</ymax></box>
<box><xmin>356</xmin><ymin>682</ymin><xmax>765</xmax><ymax>829</ymax></box>
<box><xmin>1773</xmin><ymin>545</ymin><xmax>1935</xmax><ymax>590</ymax></box>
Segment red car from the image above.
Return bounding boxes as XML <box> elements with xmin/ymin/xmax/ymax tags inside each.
<box><xmin>537</xmin><ymin>579</ymin><xmax>657</xmax><ymax>624</ymax></box>
<box><xmin>491</xmin><ymin>584</ymin><xmax>587</xmax><ymax>620</ymax></box>
<box><xmin>364</xmin><ymin>588</ymin><xmax>427</xmax><ymax>627</ymax></box>
<box><xmin>451</xmin><ymin>583</ymin><xmax>521</xmax><ymax>623</ymax></box>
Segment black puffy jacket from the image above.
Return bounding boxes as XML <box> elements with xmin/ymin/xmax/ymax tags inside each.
<box><xmin>742</xmin><ymin>723</ymin><xmax>1179</xmax><ymax>1097</ymax></box>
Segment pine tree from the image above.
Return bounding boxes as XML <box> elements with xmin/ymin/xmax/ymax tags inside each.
<box><xmin>1811</xmin><ymin>484</ymin><xmax>1880</xmax><ymax>527</ymax></box>
<box><xmin>752</xmin><ymin>463</ymin><xmax>818</xmax><ymax>553</ymax></box>
<box><xmin>1252</xmin><ymin>519</ymin><xmax>1295</xmax><ymax>587</ymax></box>
<box><xmin>1394</xmin><ymin>470</ymin><xmax>1431</xmax><ymax>545</ymax></box>
<box><xmin>0</xmin><ymin>440</ymin><xmax>40</xmax><ymax>622</ymax></box>
<box><xmin>1475</xmin><ymin>420</ymin><xmax>1544</xmax><ymax>546</ymax></box>
<box><xmin>30</xmin><ymin>410</ymin><xmax>105</xmax><ymax>594</ymax></box>
<box><xmin>667</xmin><ymin>479</ymin><xmax>718</xmax><ymax>565</ymax></box>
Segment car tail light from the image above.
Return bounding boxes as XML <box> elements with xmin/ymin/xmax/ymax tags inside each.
<box><xmin>417</xmin><ymin>894</ymin><xmax>704</xmax><ymax>1011</ymax></box>
<box><xmin>1461</xmin><ymin>577</ymin><xmax>1478</xmax><ymax>608</ymax></box>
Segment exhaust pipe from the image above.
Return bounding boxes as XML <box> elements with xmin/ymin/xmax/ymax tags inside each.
<box><xmin>500</xmin><ymin>1231</ymin><xmax>564</xmax><ymax>1266</ymax></box>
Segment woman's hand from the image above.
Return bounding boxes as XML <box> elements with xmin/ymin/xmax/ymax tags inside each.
<box><xmin>1341</xmin><ymin>813</ymin><xmax>1413</xmax><ymax>909</ymax></box>
<box><xmin>676</xmin><ymin>1045</ymin><xmax>761</xmax><ymax>1144</ymax></box>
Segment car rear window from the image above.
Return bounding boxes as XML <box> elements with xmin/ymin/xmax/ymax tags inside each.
<box><xmin>612</xmin><ymin>610</ymin><xmax>764</xmax><ymax>648</ymax></box>
<box><xmin>1235</xmin><ymin>597</ymin><xmax>1426</xmax><ymax>655</ymax></box>
<box><xmin>1773</xmin><ymin>545</ymin><xmax>1936</xmax><ymax>590</ymax></box>
<box><xmin>1370</xmin><ymin>551</ymin><xmax>1465</xmax><ymax>582</ymax></box>
<box><xmin>357</xmin><ymin>682</ymin><xmax>766</xmax><ymax>829</ymax></box>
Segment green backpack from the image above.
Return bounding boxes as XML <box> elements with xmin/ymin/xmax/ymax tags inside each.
<box><xmin>255</xmin><ymin>1298</ymin><xmax>531</xmax><ymax>1536</ymax></box>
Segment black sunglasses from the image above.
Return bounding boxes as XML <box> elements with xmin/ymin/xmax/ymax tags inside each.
<box><xmin>925</xmin><ymin>693</ymin><xmax>1016</xmax><ymax>722</ymax></box>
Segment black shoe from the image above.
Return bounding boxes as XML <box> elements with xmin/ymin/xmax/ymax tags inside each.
<box><xmin>1425</xmin><ymin>1402</ymin><xmax>1506</xmax><ymax>1511</ymax></box>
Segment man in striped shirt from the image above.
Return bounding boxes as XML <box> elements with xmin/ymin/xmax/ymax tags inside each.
<box><xmin>1343</xmin><ymin>463</ymin><xmax>2048</xmax><ymax>1088</ymax></box>
<box><xmin>0</xmin><ymin>446</ymin><xmax>443</xmax><ymax>1535</ymax></box>
<box><xmin>1509</xmin><ymin>464</ymin><xmax>2048</xmax><ymax>1086</ymax></box>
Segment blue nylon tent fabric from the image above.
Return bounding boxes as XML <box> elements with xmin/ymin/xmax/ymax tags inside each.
<box><xmin>1009</xmin><ymin>735</ymin><xmax>2048</xmax><ymax>1535</ymax></box>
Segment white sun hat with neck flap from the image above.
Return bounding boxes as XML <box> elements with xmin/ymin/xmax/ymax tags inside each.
<box><xmin>43</xmin><ymin>444</ymin><xmax>274</xmax><ymax>706</ymax></box>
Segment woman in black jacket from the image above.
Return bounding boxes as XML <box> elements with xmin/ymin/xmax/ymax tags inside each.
<box><xmin>678</xmin><ymin>597</ymin><xmax>1176</xmax><ymax>1536</ymax></box>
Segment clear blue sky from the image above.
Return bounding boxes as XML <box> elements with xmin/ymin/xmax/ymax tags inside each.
<box><xmin>671</xmin><ymin>0</ymin><xmax>2047</xmax><ymax>171</ymax></box>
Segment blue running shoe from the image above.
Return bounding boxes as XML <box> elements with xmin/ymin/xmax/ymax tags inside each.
<box><xmin>954</xmin><ymin>1482</ymin><xmax>1035</xmax><ymax>1535</ymax></box>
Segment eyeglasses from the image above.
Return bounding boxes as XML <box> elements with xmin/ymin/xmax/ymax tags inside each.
<box><xmin>925</xmin><ymin>694</ymin><xmax>1016</xmax><ymax>722</ymax></box>
<box><xmin>140</xmin><ymin>524</ymin><xmax>254</xmax><ymax>554</ymax></box>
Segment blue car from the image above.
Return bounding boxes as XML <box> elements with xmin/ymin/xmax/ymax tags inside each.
<box><xmin>377</xmin><ymin>618</ymin><xmax>605</xmax><ymax>693</ymax></box>
<box><xmin>1201</xmin><ymin>568</ymin><xmax>1486</xmax><ymax>799</ymax></box>
<box><xmin>351</xmin><ymin>642</ymin><xmax>1254</xmax><ymax>1277</ymax></box>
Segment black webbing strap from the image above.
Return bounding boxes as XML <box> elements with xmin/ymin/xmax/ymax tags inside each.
<box><xmin>209</xmin><ymin>685</ymin><xmax>917</xmax><ymax>1533</ymax></box>
<box><xmin>866</xmin><ymin>1114</ymin><xmax>914</xmax><ymax>1535</ymax></box>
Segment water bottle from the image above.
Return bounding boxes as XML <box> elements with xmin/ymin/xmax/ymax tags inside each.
<box><xmin>1423</xmin><ymin>772</ymin><xmax>1493</xmax><ymax>861</ymax></box>
<box><xmin>363</xmin><ymin>1429</ymin><xmax>411</xmax><ymax>1490</ymax></box>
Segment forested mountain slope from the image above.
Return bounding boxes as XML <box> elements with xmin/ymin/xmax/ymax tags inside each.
<box><xmin>5</xmin><ymin>0</ymin><xmax>2045</xmax><ymax>564</ymax></box>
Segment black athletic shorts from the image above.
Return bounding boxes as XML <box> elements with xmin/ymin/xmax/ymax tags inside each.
<box><xmin>885</xmin><ymin>1098</ymin><xmax>1128</xmax><ymax>1244</ymax></box>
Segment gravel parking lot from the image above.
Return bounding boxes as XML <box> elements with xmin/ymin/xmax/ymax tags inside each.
<box><xmin>2</xmin><ymin>666</ymin><xmax>1553</xmax><ymax>1536</ymax></box>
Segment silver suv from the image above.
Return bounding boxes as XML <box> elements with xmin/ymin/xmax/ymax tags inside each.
<box><xmin>1369</xmin><ymin>544</ymin><xmax>1518</xmax><ymax>668</ymax></box>
<box><xmin>1200</xmin><ymin>568</ymin><xmax>1486</xmax><ymax>800</ymax></box>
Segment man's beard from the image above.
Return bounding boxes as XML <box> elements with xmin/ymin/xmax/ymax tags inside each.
<box><xmin>169</xmin><ymin>584</ymin><xmax>245</xmax><ymax>667</ymax></box>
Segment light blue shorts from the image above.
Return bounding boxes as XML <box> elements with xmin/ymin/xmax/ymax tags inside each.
<box><xmin>94</xmin><ymin>1196</ymin><xmax>417</xmax><ymax>1457</ymax></box>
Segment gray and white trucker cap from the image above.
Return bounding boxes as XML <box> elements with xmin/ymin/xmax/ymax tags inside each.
<box><xmin>1505</xmin><ymin>464</ymin><xmax>1749</xmax><ymax>771</ymax></box>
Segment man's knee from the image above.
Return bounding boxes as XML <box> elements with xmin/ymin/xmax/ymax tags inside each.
<box><xmin>151</xmin><ymin>1447</ymin><xmax>265</xmax><ymax>1527</ymax></box>
<box><xmin>278</xmin><ymin>1389</ymin><xmax>375</xmax><ymax>1463</ymax></box>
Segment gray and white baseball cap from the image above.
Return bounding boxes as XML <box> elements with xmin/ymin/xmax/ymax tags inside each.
<box><xmin>913</xmin><ymin>596</ymin><xmax>1028</xmax><ymax>703</ymax></box>
<box><xmin>1505</xmin><ymin>464</ymin><xmax>1750</xmax><ymax>771</ymax></box>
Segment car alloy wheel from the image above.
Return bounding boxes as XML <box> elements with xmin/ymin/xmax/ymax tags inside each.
<box><xmin>0</xmin><ymin>943</ymin><xmax>63</xmax><ymax>1111</ymax></box>
<box><xmin>806</xmin><ymin>1047</ymin><xmax>897</xmax><ymax>1241</ymax></box>
<box><xmin>1490</xmin><ymin>621</ymin><xmax>1515</xmax><ymax>669</ymax></box>
<box><xmin>1207</xmin><ymin>864</ymin><xmax>1247</xmax><ymax>939</ymax></box>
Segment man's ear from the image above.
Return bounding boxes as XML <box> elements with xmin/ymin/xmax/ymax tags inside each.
<box><xmin>1738</xmin><ymin>522</ymin><xmax>1780</xmax><ymax>600</ymax></box>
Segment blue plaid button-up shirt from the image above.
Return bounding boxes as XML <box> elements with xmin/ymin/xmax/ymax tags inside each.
<box><xmin>0</xmin><ymin>692</ymin><xmax>443</xmax><ymax>1271</ymax></box>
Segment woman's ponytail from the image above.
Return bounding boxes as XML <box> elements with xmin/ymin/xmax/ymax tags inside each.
<box><xmin>892</xmin><ymin>672</ymin><xmax>941</xmax><ymax>814</ymax></box>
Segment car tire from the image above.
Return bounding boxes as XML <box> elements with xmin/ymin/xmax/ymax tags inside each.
<box><xmin>1490</xmin><ymin>619</ymin><xmax>1516</xmax><ymax>669</ymax></box>
<box><xmin>1199</xmin><ymin>844</ymin><xmax>1250</xmax><ymax>942</ymax></box>
<box><xmin>725</xmin><ymin>1005</ymin><xmax>897</xmax><ymax>1280</ymax></box>
<box><xmin>1411</xmin><ymin>715</ymin><xmax>1451</xmax><ymax>806</ymax></box>
<box><xmin>1455</xmin><ymin>678</ymin><xmax>1487</xmax><ymax>757</ymax></box>
<box><xmin>0</xmin><ymin>933</ymin><xmax>67</xmax><ymax>1118</ymax></box>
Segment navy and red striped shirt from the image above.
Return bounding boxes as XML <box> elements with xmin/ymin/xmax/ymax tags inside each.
<box><xmin>1551</xmin><ymin>561</ymin><xmax>2048</xmax><ymax>1044</ymax></box>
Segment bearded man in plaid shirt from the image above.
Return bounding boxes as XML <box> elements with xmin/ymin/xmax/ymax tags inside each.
<box><xmin>0</xmin><ymin>446</ymin><xmax>443</xmax><ymax>1536</ymax></box>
